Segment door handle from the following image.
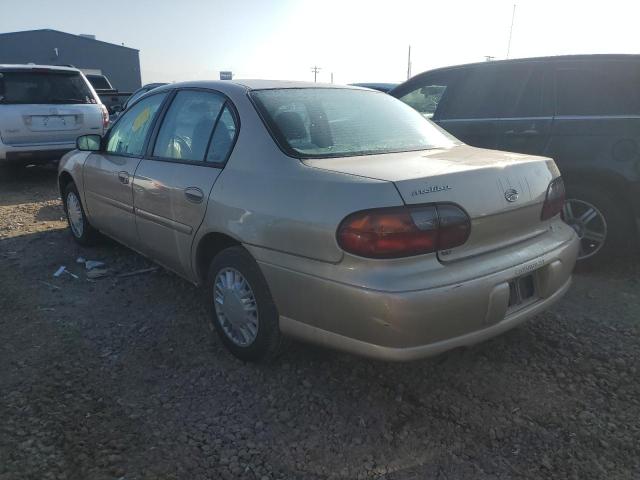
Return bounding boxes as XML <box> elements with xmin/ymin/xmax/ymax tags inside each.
<box><xmin>117</xmin><ymin>171</ymin><xmax>130</xmax><ymax>185</ymax></box>
<box><xmin>504</xmin><ymin>129</ymin><xmax>539</xmax><ymax>137</ymax></box>
<box><xmin>184</xmin><ymin>187</ymin><xmax>204</xmax><ymax>203</ymax></box>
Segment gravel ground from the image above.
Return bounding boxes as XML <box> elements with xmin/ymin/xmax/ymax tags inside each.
<box><xmin>1</xmin><ymin>165</ymin><xmax>639</xmax><ymax>480</ymax></box>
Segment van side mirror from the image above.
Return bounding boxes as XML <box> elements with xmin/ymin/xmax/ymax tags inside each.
<box><xmin>76</xmin><ymin>134</ymin><xmax>102</xmax><ymax>151</ymax></box>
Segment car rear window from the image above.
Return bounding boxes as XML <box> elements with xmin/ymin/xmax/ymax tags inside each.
<box><xmin>0</xmin><ymin>70</ymin><xmax>96</xmax><ymax>105</ymax></box>
<box><xmin>251</xmin><ymin>88</ymin><xmax>458</xmax><ymax>158</ymax></box>
<box><xmin>86</xmin><ymin>74</ymin><xmax>111</xmax><ymax>90</ymax></box>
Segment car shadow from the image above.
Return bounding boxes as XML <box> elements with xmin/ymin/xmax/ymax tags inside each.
<box><xmin>0</xmin><ymin>164</ymin><xmax>60</xmax><ymax>207</ymax></box>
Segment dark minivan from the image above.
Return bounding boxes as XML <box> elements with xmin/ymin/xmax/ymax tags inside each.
<box><xmin>391</xmin><ymin>54</ymin><xmax>640</xmax><ymax>263</ymax></box>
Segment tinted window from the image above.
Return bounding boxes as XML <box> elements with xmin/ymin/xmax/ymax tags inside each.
<box><xmin>207</xmin><ymin>105</ymin><xmax>237</xmax><ymax>163</ymax></box>
<box><xmin>252</xmin><ymin>88</ymin><xmax>458</xmax><ymax>158</ymax></box>
<box><xmin>153</xmin><ymin>90</ymin><xmax>225</xmax><ymax>162</ymax></box>
<box><xmin>440</xmin><ymin>65</ymin><xmax>540</xmax><ymax>119</ymax></box>
<box><xmin>86</xmin><ymin>75</ymin><xmax>111</xmax><ymax>90</ymax></box>
<box><xmin>398</xmin><ymin>71</ymin><xmax>460</xmax><ymax>119</ymax></box>
<box><xmin>0</xmin><ymin>71</ymin><xmax>95</xmax><ymax>104</ymax></box>
<box><xmin>106</xmin><ymin>93</ymin><xmax>167</xmax><ymax>156</ymax></box>
<box><xmin>556</xmin><ymin>62</ymin><xmax>640</xmax><ymax>116</ymax></box>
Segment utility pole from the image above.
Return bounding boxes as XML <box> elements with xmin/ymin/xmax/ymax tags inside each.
<box><xmin>506</xmin><ymin>4</ymin><xmax>516</xmax><ymax>59</ymax></box>
<box><xmin>311</xmin><ymin>66</ymin><xmax>321</xmax><ymax>82</ymax></box>
<box><xmin>330</xmin><ymin>72</ymin><xmax>334</xmax><ymax>84</ymax></box>
<box><xmin>407</xmin><ymin>45</ymin><xmax>412</xmax><ymax>79</ymax></box>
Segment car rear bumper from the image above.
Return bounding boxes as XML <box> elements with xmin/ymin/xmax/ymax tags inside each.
<box><xmin>0</xmin><ymin>142</ymin><xmax>75</xmax><ymax>163</ymax></box>
<box><xmin>254</xmin><ymin>227</ymin><xmax>579</xmax><ymax>361</ymax></box>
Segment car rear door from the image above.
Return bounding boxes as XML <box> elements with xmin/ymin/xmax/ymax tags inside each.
<box><xmin>132</xmin><ymin>89</ymin><xmax>238</xmax><ymax>278</ymax></box>
<box><xmin>493</xmin><ymin>62</ymin><xmax>554</xmax><ymax>155</ymax></box>
<box><xmin>83</xmin><ymin>92</ymin><xmax>168</xmax><ymax>248</ymax></box>
<box><xmin>0</xmin><ymin>68</ymin><xmax>103</xmax><ymax>146</ymax></box>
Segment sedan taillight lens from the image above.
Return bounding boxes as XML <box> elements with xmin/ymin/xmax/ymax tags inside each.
<box><xmin>541</xmin><ymin>177</ymin><xmax>565</xmax><ymax>221</ymax></box>
<box><xmin>100</xmin><ymin>104</ymin><xmax>109</xmax><ymax>130</ymax></box>
<box><xmin>337</xmin><ymin>203</ymin><xmax>470</xmax><ymax>259</ymax></box>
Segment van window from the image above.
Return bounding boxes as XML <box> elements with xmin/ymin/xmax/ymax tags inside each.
<box><xmin>556</xmin><ymin>62</ymin><xmax>640</xmax><ymax>116</ymax></box>
<box><xmin>0</xmin><ymin>70</ymin><xmax>95</xmax><ymax>105</ymax></box>
<box><xmin>440</xmin><ymin>65</ymin><xmax>543</xmax><ymax>119</ymax></box>
<box><xmin>397</xmin><ymin>70</ymin><xmax>461</xmax><ymax>119</ymax></box>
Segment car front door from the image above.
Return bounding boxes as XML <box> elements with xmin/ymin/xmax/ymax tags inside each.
<box><xmin>395</xmin><ymin>67</ymin><xmax>499</xmax><ymax>149</ymax></box>
<box><xmin>83</xmin><ymin>92</ymin><xmax>168</xmax><ymax>248</ymax></box>
<box><xmin>493</xmin><ymin>62</ymin><xmax>554</xmax><ymax>156</ymax></box>
<box><xmin>132</xmin><ymin>89</ymin><xmax>238</xmax><ymax>278</ymax></box>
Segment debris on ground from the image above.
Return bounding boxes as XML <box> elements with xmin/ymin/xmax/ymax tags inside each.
<box><xmin>52</xmin><ymin>266</ymin><xmax>78</xmax><ymax>279</ymax></box>
<box><xmin>84</xmin><ymin>260</ymin><xmax>105</xmax><ymax>270</ymax></box>
<box><xmin>86</xmin><ymin>268</ymin><xmax>109</xmax><ymax>279</ymax></box>
<box><xmin>117</xmin><ymin>267</ymin><xmax>159</xmax><ymax>278</ymax></box>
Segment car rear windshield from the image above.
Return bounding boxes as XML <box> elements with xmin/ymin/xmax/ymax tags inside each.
<box><xmin>251</xmin><ymin>88</ymin><xmax>459</xmax><ymax>158</ymax></box>
<box><xmin>86</xmin><ymin>74</ymin><xmax>112</xmax><ymax>90</ymax></box>
<box><xmin>0</xmin><ymin>70</ymin><xmax>96</xmax><ymax>105</ymax></box>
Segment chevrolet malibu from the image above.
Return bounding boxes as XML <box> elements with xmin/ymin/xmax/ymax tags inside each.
<box><xmin>58</xmin><ymin>80</ymin><xmax>579</xmax><ymax>362</ymax></box>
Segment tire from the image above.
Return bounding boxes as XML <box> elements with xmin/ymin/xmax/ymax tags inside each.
<box><xmin>563</xmin><ymin>183</ymin><xmax>633</xmax><ymax>266</ymax></box>
<box><xmin>205</xmin><ymin>246</ymin><xmax>284</xmax><ymax>362</ymax></box>
<box><xmin>62</xmin><ymin>182</ymin><xmax>99</xmax><ymax>246</ymax></box>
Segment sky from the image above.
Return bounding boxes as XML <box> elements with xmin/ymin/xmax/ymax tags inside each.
<box><xmin>2</xmin><ymin>0</ymin><xmax>640</xmax><ymax>85</ymax></box>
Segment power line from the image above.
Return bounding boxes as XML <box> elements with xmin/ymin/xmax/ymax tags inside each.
<box><xmin>311</xmin><ymin>66</ymin><xmax>321</xmax><ymax>82</ymax></box>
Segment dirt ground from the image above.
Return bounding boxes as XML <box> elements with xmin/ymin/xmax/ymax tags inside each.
<box><xmin>1</xmin><ymin>164</ymin><xmax>639</xmax><ymax>480</ymax></box>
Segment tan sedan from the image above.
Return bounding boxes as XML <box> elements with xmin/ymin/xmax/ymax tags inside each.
<box><xmin>58</xmin><ymin>80</ymin><xmax>579</xmax><ymax>362</ymax></box>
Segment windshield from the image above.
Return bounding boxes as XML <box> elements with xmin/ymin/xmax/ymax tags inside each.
<box><xmin>0</xmin><ymin>71</ymin><xmax>96</xmax><ymax>105</ymax></box>
<box><xmin>251</xmin><ymin>88</ymin><xmax>459</xmax><ymax>158</ymax></box>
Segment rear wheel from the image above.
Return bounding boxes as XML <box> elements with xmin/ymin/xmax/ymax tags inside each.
<box><xmin>563</xmin><ymin>184</ymin><xmax>632</xmax><ymax>265</ymax></box>
<box><xmin>62</xmin><ymin>182</ymin><xmax>99</xmax><ymax>246</ymax></box>
<box><xmin>205</xmin><ymin>246</ymin><xmax>284</xmax><ymax>362</ymax></box>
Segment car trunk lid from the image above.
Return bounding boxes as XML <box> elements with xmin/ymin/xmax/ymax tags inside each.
<box><xmin>304</xmin><ymin>145</ymin><xmax>559</xmax><ymax>262</ymax></box>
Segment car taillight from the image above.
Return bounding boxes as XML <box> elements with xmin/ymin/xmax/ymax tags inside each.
<box><xmin>337</xmin><ymin>203</ymin><xmax>470</xmax><ymax>259</ymax></box>
<box><xmin>541</xmin><ymin>177</ymin><xmax>565</xmax><ymax>221</ymax></box>
<box><xmin>99</xmin><ymin>104</ymin><xmax>109</xmax><ymax>130</ymax></box>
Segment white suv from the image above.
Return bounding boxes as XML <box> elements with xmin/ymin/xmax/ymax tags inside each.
<box><xmin>0</xmin><ymin>64</ymin><xmax>108</xmax><ymax>167</ymax></box>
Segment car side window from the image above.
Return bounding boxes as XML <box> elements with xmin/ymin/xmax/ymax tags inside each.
<box><xmin>153</xmin><ymin>90</ymin><xmax>225</xmax><ymax>162</ymax></box>
<box><xmin>398</xmin><ymin>71</ymin><xmax>458</xmax><ymax>119</ymax></box>
<box><xmin>206</xmin><ymin>105</ymin><xmax>238</xmax><ymax>163</ymax></box>
<box><xmin>106</xmin><ymin>93</ymin><xmax>167</xmax><ymax>156</ymax></box>
<box><xmin>555</xmin><ymin>62</ymin><xmax>640</xmax><ymax>116</ymax></box>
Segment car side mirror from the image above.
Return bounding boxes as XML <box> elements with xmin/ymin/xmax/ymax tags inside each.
<box><xmin>76</xmin><ymin>134</ymin><xmax>102</xmax><ymax>152</ymax></box>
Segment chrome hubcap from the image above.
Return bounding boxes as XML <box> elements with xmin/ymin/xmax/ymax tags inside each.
<box><xmin>562</xmin><ymin>199</ymin><xmax>607</xmax><ymax>260</ymax></box>
<box><xmin>214</xmin><ymin>268</ymin><xmax>258</xmax><ymax>347</ymax></box>
<box><xmin>66</xmin><ymin>192</ymin><xmax>84</xmax><ymax>238</ymax></box>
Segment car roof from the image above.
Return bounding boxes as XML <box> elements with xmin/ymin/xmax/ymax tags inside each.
<box><xmin>149</xmin><ymin>79</ymin><xmax>365</xmax><ymax>96</ymax></box>
<box><xmin>390</xmin><ymin>54</ymin><xmax>640</xmax><ymax>96</ymax></box>
<box><xmin>0</xmin><ymin>63</ymin><xmax>81</xmax><ymax>73</ymax></box>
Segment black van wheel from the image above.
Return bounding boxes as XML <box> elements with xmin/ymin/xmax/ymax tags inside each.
<box><xmin>563</xmin><ymin>184</ymin><xmax>632</xmax><ymax>265</ymax></box>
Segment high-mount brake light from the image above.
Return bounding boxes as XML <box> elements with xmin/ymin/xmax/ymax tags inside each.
<box><xmin>337</xmin><ymin>203</ymin><xmax>471</xmax><ymax>259</ymax></box>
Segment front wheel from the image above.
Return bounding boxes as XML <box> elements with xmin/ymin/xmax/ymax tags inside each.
<box><xmin>205</xmin><ymin>246</ymin><xmax>284</xmax><ymax>362</ymax></box>
<box><xmin>63</xmin><ymin>182</ymin><xmax>99</xmax><ymax>246</ymax></box>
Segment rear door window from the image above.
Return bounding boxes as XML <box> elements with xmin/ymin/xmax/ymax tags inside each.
<box><xmin>0</xmin><ymin>70</ymin><xmax>95</xmax><ymax>104</ymax></box>
<box><xmin>555</xmin><ymin>61</ymin><xmax>640</xmax><ymax>116</ymax></box>
<box><xmin>153</xmin><ymin>90</ymin><xmax>226</xmax><ymax>162</ymax></box>
<box><xmin>206</xmin><ymin>105</ymin><xmax>238</xmax><ymax>163</ymax></box>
